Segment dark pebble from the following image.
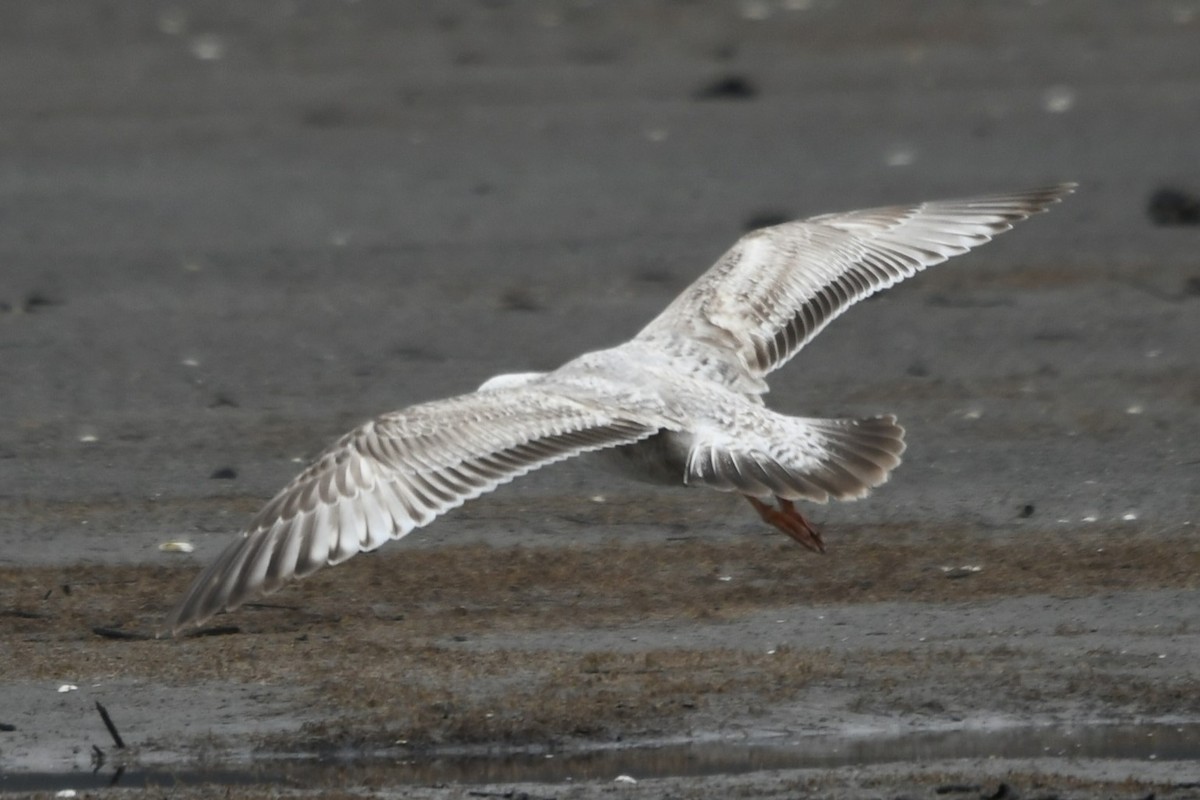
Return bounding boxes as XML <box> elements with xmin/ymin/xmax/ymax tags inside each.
<box><xmin>983</xmin><ymin>782</ymin><xmax>1015</xmax><ymax>800</ymax></box>
<box><xmin>23</xmin><ymin>292</ymin><xmax>59</xmax><ymax>312</ymax></box>
<box><xmin>1148</xmin><ymin>187</ymin><xmax>1200</xmax><ymax>225</ymax></box>
<box><xmin>499</xmin><ymin>287</ymin><xmax>544</xmax><ymax>312</ymax></box>
<box><xmin>694</xmin><ymin>74</ymin><xmax>757</xmax><ymax>100</ymax></box>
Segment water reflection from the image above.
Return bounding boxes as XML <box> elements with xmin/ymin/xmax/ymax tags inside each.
<box><xmin>4</xmin><ymin>722</ymin><xmax>1197</xmax><ymax>793</ymax></box>
<box><xmin>360</xmin><ymin>723</ymin><xmax>1200</xmax><ymax>784</ymax></box>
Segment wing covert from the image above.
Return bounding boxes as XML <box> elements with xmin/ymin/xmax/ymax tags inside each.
<box><xmin>637</xmin><ymin>184</ymin><xmax>1075</xmax><ymax>381</ymax></box>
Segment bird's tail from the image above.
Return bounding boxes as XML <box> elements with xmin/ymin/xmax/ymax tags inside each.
<box><xmin>685</xmin><ymin>414</ymin><xmax>906</xmax><ymax>503</ymax></box>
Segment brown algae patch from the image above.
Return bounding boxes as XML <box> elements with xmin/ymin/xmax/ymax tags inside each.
<box><xmin>2</xmin><ymin>525</ymin><xmax>1197</xmax><ymax>748</ymax></box>
<box><xmin>3</xmin><ymin>525</ymin><xmax>1197</xmax><ymax>644</ymax></box>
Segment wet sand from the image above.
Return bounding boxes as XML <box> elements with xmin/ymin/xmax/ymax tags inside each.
<box><xmin>2</xmin><ymin>1</ymin><xmax>1199</xmax><ymax>797</ymax></box>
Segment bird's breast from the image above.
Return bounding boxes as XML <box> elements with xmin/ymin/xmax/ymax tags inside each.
<box><xmin>586</xmin><ymin>430</ymin><xmax>693</xmax><ymax>487</ymax></box>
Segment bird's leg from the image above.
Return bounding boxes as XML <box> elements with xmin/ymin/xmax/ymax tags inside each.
<box><xmin>744</xmin><ymin>496</ymin><xmax>826</xmax><ymax>553</ymax></box>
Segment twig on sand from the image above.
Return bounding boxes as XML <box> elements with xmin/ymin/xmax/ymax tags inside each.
<box><xmin>243</xmin><ymin>601</ymin><xmax>301</xmax><ymax>611</ymax></box>
<box><xmin>189</xmin><ymin>624</ymin><xmax>241</xmax><ymax>637</ymax></box>
<box><xmin>92</xmin><ymin>626</ymin><xmax>152</xmax><ymax>641</ymax></box>
<box><xmin>95</xmin><ymin>701</ymin><xmax>126</xmax><ymax>749</ymax></box>
<box><xmin>3</xmin><ymin>608</ymin><xmax>49</xmax><ymax>619</ymax></box>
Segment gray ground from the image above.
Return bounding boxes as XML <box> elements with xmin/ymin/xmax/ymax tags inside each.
<box><xmin>2</xmin><ymin>1</ymin><xmax>1199</xmax><ymax>797</ymax></box>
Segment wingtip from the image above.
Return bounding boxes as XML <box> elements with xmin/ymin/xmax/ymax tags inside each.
<box><xmin>161</xmin><ymin>577</ymin><xmax>230</xmax><ymax>638</ymax></box>
<box><xmin>954</xmin><ymin>182</ymin><xmax>1077</xmax><ymax>222</ymax></box>
<box><xmin>159</xmin><ymin>606</ymin><xmax>220</xmax><ymax>639</ymax></box>
<box><xmin>157</xmin><ymin>608</ymin><xmax>190</xmax><ymax>639</ymax></box>
<box><xmin>1025</xmin><ymin>182</ymin><xmax>1078</xmax><ymax>207</ymax></box>
<box><xmin>155</xmin><ymin>617</ymin><xmax>183</xmax><ymax>640</ymax></box>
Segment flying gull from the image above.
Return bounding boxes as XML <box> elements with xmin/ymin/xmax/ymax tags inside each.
<box><xmin>165</xmin><ymin>184</ymin><xmax>1074</xmax><ymax>634</ymax></box>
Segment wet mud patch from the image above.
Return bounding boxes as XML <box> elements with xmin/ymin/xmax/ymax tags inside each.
<box><xmin>1</xmin><ymin>526</ymin><xmax>1197</xmax><ymax>763</ymax></box>
<box><xmin>7</xmin><ymin>746</ymin><xmax>1200</xmax><ymax>799</ymax></box>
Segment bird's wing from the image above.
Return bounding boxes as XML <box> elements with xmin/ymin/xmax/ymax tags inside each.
<box><xmin>635</xmin><ymin>185</ymin><xmax>1074</xmax><ymax>383</ymax></box>
<box><xmin>165</xmin><ymin>385</ymin><xmax>665</xmax><ymax>634</ymax></box>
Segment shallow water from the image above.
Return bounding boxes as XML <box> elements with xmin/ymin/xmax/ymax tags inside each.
<box><xmin>4</xmin><ymin>721</ymin><xmax>1198</xmax><ymax>793</ymax></box>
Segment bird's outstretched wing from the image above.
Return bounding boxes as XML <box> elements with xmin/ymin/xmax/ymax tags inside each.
<box><xmin>164</xmin><ymin>386</ymin><xmax>663</xmax><ymax>634</ymax></box>
<box><xmin>635</xmin><ymin>185</ymin><xmax>1075</xmax><ymax>383</ymax></box>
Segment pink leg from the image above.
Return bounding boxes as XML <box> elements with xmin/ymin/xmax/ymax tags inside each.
<box><xmin>744</xmin><ymin>496</ymin><xmax>826</xmax><ymax>553</ymax></box>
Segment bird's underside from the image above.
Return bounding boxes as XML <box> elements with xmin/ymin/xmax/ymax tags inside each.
<box><xmin>164</xmin><ymin>183</ymin><xmax>1074</xmax><ymax>634</ymax></box>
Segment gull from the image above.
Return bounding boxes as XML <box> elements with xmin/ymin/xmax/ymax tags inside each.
<box><xmin>165</xmin><ymin>184</ymin><xmax>1073</xmax><ymax>633</ymax></box>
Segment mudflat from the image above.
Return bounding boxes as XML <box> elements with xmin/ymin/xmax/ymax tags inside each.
<box><xmin>2</xmin><ymin>1</ymin><xmax>1198</xmax><ymax>797</ymax></box>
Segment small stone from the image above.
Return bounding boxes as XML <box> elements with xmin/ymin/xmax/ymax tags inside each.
<box><xmin>1148</xmin><ymin>187</ymin><xmax>1200</xmax><ymax>225</ymax></box>
<box><xmin>23</xmin><ymin>292</ymin><xmax>59</xmax><ymax>312</ymax></box>
<box><xmin>694</xmin><ymin>75</ymin><xmax>758</xmax><ymax>101</ymax></box>
<box><xmin>499</xmin><ymin>287</ymin><xmax>544</xmax><ymax>312</ymax></box>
